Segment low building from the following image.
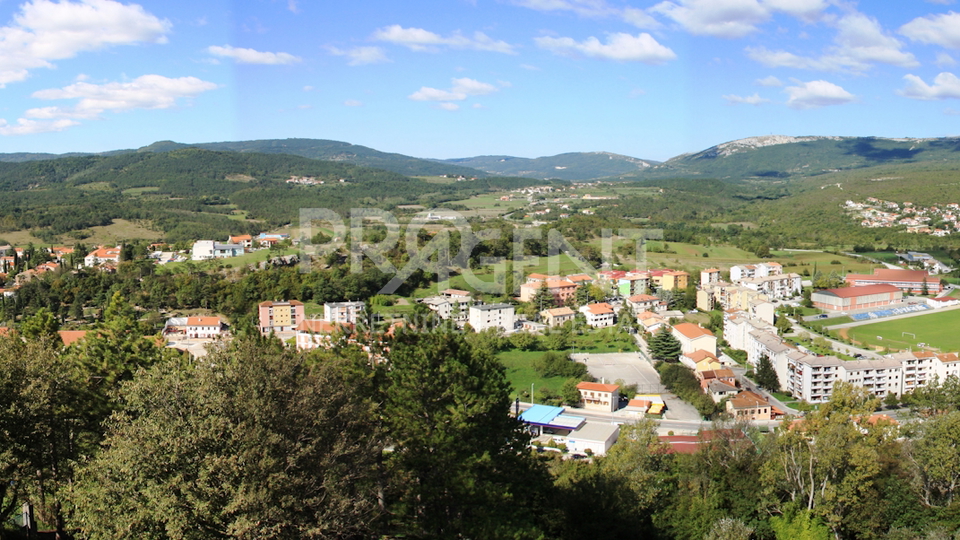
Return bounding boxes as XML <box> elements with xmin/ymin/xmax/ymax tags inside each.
<box><xmin>185</xmin><ymin>317</ymin><xmax>224</xmax><ymax>339</ymax></box>
<box><xmin>258</xmin><ymin>300</ymin><xmax>305</xmax><ymax>334</ymax></box>
<box><xmin>726</xmin><ymin>390</ymin><xmax>772</xmax><ymax>421</ymax></box>
<box><xmin>580</xmin><ymin>302</ymin><xmax>615</xmax><ymax>327</ymax></box>
<box><xmin>845</xmin><ymin>268</ymin><xmax>943</xmax><ymax>294</ymax></box>
<box><xmin>229</xmin><ymin>235</ymin><xmax>253</xmax><ymax>248</ymax></box>
<box><xmin>730</xmin><ymin>262</ymin><xmax>782</xmax><ymax>282</ymax></box>
<box><xmin>84</xmin><ymin>246</ymin><xmax>121</xmax><ymax>267</ymax></box>
<box><xmin>468</xmin><ymin>303</ymin><xmax>515</xmax><ymax>332</ymax></box>
<box><xmin>626</xmin><ymin>293</ymin><xmax>663</xmax><ymax>314</ymax></box>
<box><xmin>671</xmin><ymin>323</ymin><xmax>717</xmax><ymax>355</ymax></box>
<box><xmin>519</xmin><ymin>278</ymin><xmax>578</xmax><ymax>305</ymax></box>
<box><xmin>576</xmin><ymin>381</ymin><xmax>620</xmax><ymax>412</ymax></box>
<box><xmin>421</xmin><ymin>296</ymin><xmax>471</xmax><ymax>321</ymax></box>
<box><xmin>812</xmin><ymin>284</ymin><xmax>902</xmax><ymax>311</ymax></box>
<box><xmin>541</xmin><ymin>306</ymin><xmax>576</xmax><ymax>327</ymax></box>
<box><xmin>560</xmin><ymin>422</ymin><xmax>620</xmax><ymax>456</ymax></box>
<box><xmin>295</xmin><ymin>320</ymin><xmax>354</xmax><ymax>351</ymax></box>
<box><xmin>191</xmin><ymin>241</ymin><xmax>244</xmax><ymax>261</ymax></box>
<box><xmin>738</xmin><ymin>273</ymin><xmax>802</xmax><ymax>300</ymax></box>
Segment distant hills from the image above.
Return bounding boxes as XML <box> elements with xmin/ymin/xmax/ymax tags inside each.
<box><xmin>4</xmin><ymin>134</ymin><xmax>960</xmax><ymax>182</ymax></box>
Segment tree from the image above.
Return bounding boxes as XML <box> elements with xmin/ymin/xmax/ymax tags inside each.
<box><xmin>531</xmin><ymin>281</ymin><xmax>555</xmax><ymax>311</ymax></box>
<box><xmin>755</xmin><ymin>354</ymin><xmax>781</xmax><ymax>392</ymax></box>
<box><xmin>560</xmin><ymin>377</ymin><xmax>583</xmax><ymax>406</ymax></box>
<box><xmin>70</xmin><ymin>339</ymin><xmax>381</xmax><ymax>539</ymax></box>
<box><xmin>383</xmin><ymin>328</ymin><xmax>548</xmax><ymax>538</ymax></box>
<box><xmin>617</xmin><ymin>303</ymin><xmax>637</xmax><ymax>333</ymax></box>
<box><xmin>769</xmin><ymin>507</ymin><xmax>831</xmax><ymax>540</ymax></box>
<box><xmin>704</xmin><ymin>517</ymin><xmax>754</xmax><ymax>540</ymax></box>
<box><xmin>19</xmin><ymin>307</ymin><xmax>60</xmax><ymax>340</ymax></box>
<box><xmin>648</xmin><ymin>326</ymin><xmax>682</xmax><ymax>362</ymax></box>
<box><xmin>904</xmin><ymin>410</ymin><xmax>960</xmax><ymax>509</ymax></box>
<box><xmin>775</xmin><ymin>314</ymin><xmax>792</xmax><ymax>336</ymax></box>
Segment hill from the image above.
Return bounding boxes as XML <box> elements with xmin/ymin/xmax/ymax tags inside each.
<box><xmin>442</xmin><ymin>151</ymin><xmax>657</xmax><ymax>181</ymax></box>
<box><xmin>614</xmin><ymin>135</ymin><xmax>960</xmax><ymax>182</ymax></box>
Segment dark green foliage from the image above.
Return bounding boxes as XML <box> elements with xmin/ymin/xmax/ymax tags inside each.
<box><xmin>533</xmin><ymin>351</ymin><xmax>588</xmax><ymax>378</ymax></box>
<box><xmin>755</xmin><ymin>354</ymin><xmax>781</xmax><ymax>392</ymax></box>
<box><xmin>658</xmin><ymin>362</ymin><xmax>719</xmax><ymax>417</ymax></box>
<box><xmin>648</xmin><ymin>326</ymin><xmax>682</xmax><ymax>362</ymax></box>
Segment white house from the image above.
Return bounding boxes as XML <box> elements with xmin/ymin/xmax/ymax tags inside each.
<box><xmin>579</xmin><ymin>302</ymin><xmax>615</xmax><ymax>328</ymax></box>
<box><xmin>671</xmin><ymin>323</ymin><xmax>717</xmax><ymax>355</ymax></box>
<box><xmin>83</xmin><ymin>246</ymin><xmax>121</xmax><ymax>268</ymax></box>
<box><xmin>324</xmin><ymin>301</ymin><xmax>365</xmax><ymax>324</ymax></box>
<box><xmin>191</xmin><ymin>241</ymin><xmax>244</xmax><ymax>261</ymax></box>
<box><xmin>184</xmin><ymin>317</ymin><xmax>224</xmax><ymax>339</ymax></box>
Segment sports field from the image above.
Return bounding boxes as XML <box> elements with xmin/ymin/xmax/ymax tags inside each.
<box><xmin>843</xmin><ymin>308</ymin><xmax>960</xmax><ymax>352</ymax></box>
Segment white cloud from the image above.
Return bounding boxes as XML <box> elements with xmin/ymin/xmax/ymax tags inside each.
<box><xmin>938</xmin><ymin>52</ymin><xmax>958</xmax><ymax>67</ymax></box>
<box><xmin>0</xmin><ymin>0</ymin><xmax>170</xmax><ymax>87</ymax></box>
<box><xmin>327</xmin><ymin>45</ymin><xmax>389</xmax><ymax>66</ymax></box>
<box><xmin>755</xmin><ymin>75</ymin><xmax>783</xmax><ymax>86</ymax></box>
<box><xmin>511</xmin><ymin>0</ymin><xmax>617</xmax><ymax>17</ymax></box>
<box><xmin>901</xmin><ymin>11</ymin><xmax>960</xmax><ymax>49</ymax></box>
<box><xmin>23</xmin><ymin>74</ymin><xmax>217</xmax><ymax>125</ymax></box>
<box><xmin>746</xmin><ymin>12</ymin><xmax>917</xmax><ymax>72</ymax></box>
<box><xmin>0</xmin><ymin>117</ymin><xmax>79</xmax><ymax>135</ymax></box>
<box><xmin>438</xmin><ymin>103</ymin><xmax>460</xmax><ymax>111</ymax></box>
<box><xmin>723</xmin><ymin>92</ymin><xmax>769</xmax><ymax>105</ymax></box>
<box><xmin>373</xmin><ymin>25</ymin><xmax>515</xmax><ymax>54</ymax></box>
<box><xmin>622</xmin><ymin>7</ymin><xmax>662</xmax><ymax>29</ymax></box>
<box><xmin>208</xmin><ymin>45</ymin><xmax>300</xmax><ymax>65</ymax></box>
<box><xmin>408</xmin><ymin>77</ymin><xmax>499</xmax><ymax>102</ymax></box>
<box><xmin>650</xmin><ymin>0</ymin><xmax>769</xmax><ymax>39</ymax></box>
<box><xmin>764</xmin><ymin>0</ymin><xmax>829</xmax><ymax>22</ymax></box>
<box><xmin>535</xmin><ymin>32</ymin><xmax>676</xmax><ymax>63</ymax></box>
<box><xmin>784</xmin><ymin>79</ymin><xmax>856</xmax><ymax>109</ymax></box>
<box><xmin>520</xmin><ymin>63</ymin><xmax>541</xmax><ymax>70</ymax></box>
<box><xmin>344</xmin><ymin>99</ymin><xmax>362</xmax><ymax>107</ymax></box>
<box><xmin>898</xmin><ymin>72</ymin><xmax>960</xmax><ymax>100</ymax></box>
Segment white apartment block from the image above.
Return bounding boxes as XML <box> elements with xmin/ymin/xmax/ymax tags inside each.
<box><xmin>324</xmin><ymin>301</ymin><xmax>365</xmax><ymax>324</ymax></box>
<box><xmin>730</xmin><ymin>262</ymin><xmax>783</xmax><ymax>282</ymax></box>
<box><xmin>468</xmin><ymin>303</ymin><xmax>515</xmax><ymax>332</ymax></box>
<box><xmin>738</xmin><ymin>273</ymin><xmax>802</xmax><ymax>300</ymax></box>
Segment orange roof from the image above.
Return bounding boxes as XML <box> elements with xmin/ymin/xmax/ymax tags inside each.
<box><xmin>847</xmin><ymin>268</ymin><xmax>930</xmax><ymax>283</ymax></box>
<box><xmin>672</xmin><ymin>322</ymin><xmax>714</xmax><ymax>339</ymax></box>
<box><xmin>585</xmin><ymin>302</ymin><xmax>614</xmax><ymax>315</ymax></box>
<box><xmin>686</xmin><ymin>350</ymin><xmax>719</xmax><ymax>362</ymax></box>
<box><xmin>0</xmin><ymin>327</ymin><xmax>8</xmax><ymax>336</ymax></box>
<box><xmin>544</xmin><ymin>279</ymin><xmax>576</xmax><ymax>288</ymax></box>
<box><xmin>441</xmin><ymin>288</ymin><xmax>470</xmax><ymax>296</ymax></box>
<box><xmin>229</xmin><ymin>234</ymin><xmax>252</xmax><ymax>241</ymax></box>
<box><xmin>543</xmin><ymin>307</ymin><xmax>575</xmax><ymax>317</ymax></box>
<box><xmin>818</xmin><ymin>284</ymin><xmax>900</xmax><ymax>298</ymax></box>
<box><xmin>700</xmin><ymin>369</ymin><xmax>735</xmax><ymax>380</ymax></box>
<box><xmin>566</xmin><ymin>274</ymin><xmax>593</xmax><ymax>282</ymax></box>
<box><xmin>527</xmin><ymin>273</ymin><xmax>550</xmax><ymax>280</ymax></box>
<box><xmin>938</xmin><ymin>353</ymin><xmax>960</xmax><ymax>363</ymax></box>
<box><xmin>186</xmin><ymin>317</ymin><xmax>222</xmax><ymax>327</ymax></box>
<box><xmin>577</xmin><ymin>381</ymin><xmax>620</xmax><ymax>393</ymax></box>
<box><xmin>627</xmin><ymin>294</ymin><xmax>659</xmax><ymax>302</ymax></box>
<box><xmin>628</xmin><ymin>398</ymin><xmax>651</xmax><ymax>408</ymax></box>
<box><xmin>58</xmin><ymin>330</ymin><xmax>88</xmax><ymax>347</ymax></box>
<box><xmin>87</xmin><ymin>247</ymin><xmax>121</xmax><ymax>259</ymax></box>
<box><xmin>729</xmin><ymin>390</ymin><xmax>769</xmax><ymax>409</ymax></box>
<box><xmin>296</xmin><ymin>320</ymin><xmax>353</xmax><ymax>333</ymax></box>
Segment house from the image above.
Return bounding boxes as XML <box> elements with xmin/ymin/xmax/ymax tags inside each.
<box><xmin>559</xmin><ymin>422</ymin><xmax>620</xmax><ymax>456</ymax></box>
<box><xmin>680</xmin><ymin>349</ymin><xmax>722</xmax><ymax>371</ymax></box>
<box><xmin>191</xmin><ymin>241</ymin><xmax>244</xmax><ymax>261</ymax></box>
<box><xmin>184</xmin><ymin>317</ymin><xmax>224</xmax><ymax>339</ymax></box>
<box><xmin>84</xmin><ymin>246</ymin><xmax>122</xmax><ymax>267</ymax></box>
<box><xmin>625</xmin><ymin>294</ymin><xmax>663</xmax><ymax>314</ymax></box>
<box><xmin>579</xmin><ymin>302</ymin><xmax>615</xmax><ymax>327</ymax></box>
<box><xmin>730</xmin><ymin>262</ymin><xmax>783</xmax><ymax>282</ymax></box>
<box><xmin>421</xmin><ymin>295</ymin><xmax>471</xmax><ymax>321</ymax></box>
<box><xmin>468</xmin><ymin>303</ymin><xmax>515</xmax><ymax>332</ymax></box>
<box><xmin>700</xmin><ymin>268</ymin><xmax>721</xmax><ymax>286</ymax></box>
<box><xmin>58</xmin><ymin>330</ymin><xmax>88</xmax><ymax>348</ymax></box>
<box><xmin>295</xmin><ymin>320</ymin><xmax>354</xmax><ymax>351</ymax></box>
<box><xmin>576</xmin><ymin>381</ymin><xmax>620</xmax><ymax>412</ymax></box>
<box><xmin>726</xmin><ymin>390</ymin><xmax>772</xmax><ymax>421</ymax></box>
<box><xmin>541</xmin><ymin>306</ymin><xmax>576</xmax><ymax>327</ymax></box>
<box><xmin>812</xmin><ymin>284</ymin><xmax>903</xmax><ymax>311</ymax></box>
<box><xmin>324</xmin><ymin>301</ymin><xmax>365</xmax><ymax>324</ymax></box>
<box><xmin>258</xmin><ymin>300</ymin><xmax>305</xmax><ymax>334</ymax></box>
<box><xmin>229</xmin><ymin>235</ymin><xmax>253</xmax><ymax>248</ymax></box>
<box><xmin>566</xmin><ymin>274</ymin><xmax>594</xmax><ymax>287</ymax></box>
<box><xmin>706</xmin><ymin>380</ymin><xmax>740</xmax><ymax>403</ymax></box>
<box><xmin>48</xmin><ymin>247</ymin><xmax>74</xmax><ymax>263</ymax></box>
<box><xmin>844</xmin><ymin>268</ymin><xmax>943</xmax><ymax>294</ymax></box>
<box><xmin>638</xmin><ymin>312</ymin><xmax>668</xmax><ymax>334</ymax></box>
<box><xmin>440</xmin><ymin>288</ymin><xmax>471</xmax><ymax>299</ymax></box>
<box><xmin>650</xmin><ymin>270</ymin><xmax>689</xmax><ymax>291</ymax></box>
<box><xmin>671</xmin><ymin>323</ymin><xmax>717</xmax><ymax>355</ymax></box>
<box><xmin>738</xmin><ymin>273</ymin><xmax>802</xmax><ymax>300</ymax></box>
<box><xmin>519</xmin><ymin>279</ymin><xmax>578</xmax><ymax>305</ymax></box>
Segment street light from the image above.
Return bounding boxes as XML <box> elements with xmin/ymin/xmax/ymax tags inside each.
<box><xmin>531</xmin><ymin>383</ymin><xmax>535</xmax><ymax>405</ymax></box>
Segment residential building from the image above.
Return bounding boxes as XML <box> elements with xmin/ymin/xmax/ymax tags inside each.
<box><xmin>541</xmin><ymin>306</ymin><xmax>576</xmax><ymax>327</ymax></box>
<box><xmin>671</xmin><ymin>323</ymin><xmax>717</xmax><ymax>355</ymax></box>
<box><xmin>229</xmin><ymin>235</ymin><xmax>254</xmax><ymax>248</ymax></box>
<box><xmin>706</xmin><ymin>380</ymin><xmax>740</xmax><ymax>403</ymax></box>
<box><xmin>651</xmin><ymin>270</ymin><xmax>689</xmax><ymax>291</ymax></box>
<box><xmin>258</xmin><ymin>300</ymin><xmax>305</xmax><ymax>334</ymax></box>
<box><xmin>738</xmin><ymin>273</ymin><xmax>802</xmax><ymax>300</ymax></box>
<box><xmin>617</xmin><ymin>272</ymin><xmax>651</xmax><ymax>296</ymax></box>
<box><xmin>577</xmin><ymin>381</ymin><xmax>620</xmax><ymax>412</ymax></box>
<box><xmin>468</xmin><ymin>303</ymin><xmax>515</xmax><ymax>332</ymax></box>
<box><xmin>84</xmin><ymin>246</ymin><xmax>121</xmax><ymax>267</ymax></box>
<box><xmin>626</xmin><ymin>293</ymin><xmax>663</xmax><ymax>314</ymax></box>
<box><xmin>421</xmin><ymin>295</ymin><xmax>471</xmax><ymax>321</ymax></box>
<box><xmin>701</xmin><ymin>268</ymin><xmax>721</xmax><ymax>286</ymax></box>
<box><xmin>639</xmin><ymin>312</ymin><xmax>668</xmax><ymax>334</ymax></box>
<box><xmin>812</xmin><ymin>284</ymin><xmax>903</xmax><ymax>311</ymax></box>
<box><xmin>844</xmin><ymin>268</ymin><xmax>943</xmax><ymax>294</ymax></box>
<box><xmin>726</xmin><ymin>391</ymin><xmax>773</xmax><ymax>421</ymax></box>
<box><xmin>324</xmin><ymin>301</ymin><xmax>365</xmax><ymax>324</ymax></box>
<box><xmin>295</xmin><ymin>320</ymin><xmax>353</xmax><ymax>351</ymax></box>
<box><xmin>191</xmin><ymin>240</ymin><xmax>244</xmax><ymax>261</ymax></box>
<box><xmin>680</xmin><ymin>349</ymin><xmax>722</xmax><ymax>371</ymax></box>
<box><xmin>730</xmin><ymin>262</ymin><xmax>783</xmax><ymax>282</ymax></box>
<box><xmin>519</xmin><ymin>278</ymin><xmax>578</xmax><ymax>305</ymax></box>
<box><xmin>185</xmin><ymin>317</ymin><xmax>224</xmax><ymax>339</ymax></box>
<box><xmin>580</xmin><ymin>302</ymin><xmax>615</xmax><ymax>327</ymax></box>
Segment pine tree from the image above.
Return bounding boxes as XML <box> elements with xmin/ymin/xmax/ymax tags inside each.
<box><xmin>755</xmin><ymin>354</ymin><xmax>780</xmax><ymax>392</ymax></box>
<box><xmin>648</xmin><ymin>326</ymin><xmax>682</xmax><ymax>362</ymax></box>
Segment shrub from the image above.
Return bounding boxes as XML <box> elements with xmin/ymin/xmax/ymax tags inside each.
<box><xmin>533</xmin><ymin>351</ymin><xmax>587</xmax><ymax>379</ymax></box>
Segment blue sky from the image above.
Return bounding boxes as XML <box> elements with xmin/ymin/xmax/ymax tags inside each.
<box><xmin>2</xmin><ymin>0</ymin><xmax>960</xmax><ymax>161</ymax></box>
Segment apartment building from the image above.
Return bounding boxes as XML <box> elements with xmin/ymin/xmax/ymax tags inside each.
<box><xmin>469</xmin><ymin>303</ymin><xmax>515</xmax><ymax>332</ymax></box>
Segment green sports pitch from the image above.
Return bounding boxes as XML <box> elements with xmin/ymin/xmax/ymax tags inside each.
<box><xmin>843</xmin><ymin>309</ymin><xmax>960</xmax><ymax>353</ymax></box>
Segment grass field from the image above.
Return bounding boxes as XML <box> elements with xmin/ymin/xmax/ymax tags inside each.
<box><xmin>159</xmin><ymin>247</ymin><xmax>299</xmax><ymax>273</ymax></box>
<box><xmin>771</xmin><ymin>250</ymin><xmax>881</xmax><ymax>275</ymax></box>
<box><xmin>78</xmin><ymin>219</ymin><xmax>161</xmax><ymax>245</ymax></box>
<box><xmin>498</xmin><ymin>349</ymin><xmax>569</xmax><ymax>399</ymax></box>
<box><xmin>445</xmin><ymin>193</ymin><xmax>527</xmax><ymax>218</ymax></box>
<box><xmin>121</xmin><ymin>186</ymin><xmax>160</xmax><ymax>196</ymax></box>
<box><xmin>844</xmin><ymin>309</ymin><xmax>960</xmax><ymax>352</ymax></box>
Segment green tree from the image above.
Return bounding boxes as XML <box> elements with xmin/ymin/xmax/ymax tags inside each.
<box><xmin>755</xmin><ymin>354</ymin><xmax>781</xmax><ymax>392</ymax></box>
<box><xmin>904</xmin><ymin>410</ymin><xmax>960</xmax><ymax>509</ymax></box>
<box><xmin>617</xmin><ymin>303</ymin><xmax>637</xmax><ymax>333</ymax></box>
<box><xmin>775</xmin><ymin>314</ymin><xmax>792</xmax><ymax>336</ymax></box>
<box><xmin>648</xmin><ymin>326</ymin><xmax>682</xmax><ymax>362</ymax></box>
<box><xmin>383</xmin><ymin>328</ymin><xmax>548</xmax><ymax>538</ymax></box>
<box><xmin>769</xmin><ymin>507</ymin><xmax>831</xmax><ymax>540</ymax></box>
<box><xmin>19</xmin><ymin>307</ymin><xmax>60</xmax><ymax>340</ymax></box>
<box><xmin>560</xmin><ymin>377</ymin><xmax>583</xmax><ymax>406</ymax></box>
<box><xmin>704</xmin><ymin>517</ymin><xmax>754</xmax><ymax>540</ymax></box>
<box><xmin>70</xmin><ymin>339</ymin><xmax>381</xmax><ymax>539</ymax></box>
<box><xmin>531</xmin><ymin>281</ymin><xmax>555</xmax><ymax>312</ymax></box>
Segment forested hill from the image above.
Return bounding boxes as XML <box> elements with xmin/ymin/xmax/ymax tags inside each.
<box><xmin>440</xmin><ymin>152</ymin><xmax>658</xmax><ymax>181</ymax></box>
<box><xmin>0</xmin><ymin>148</ymin><xmax>547</xmax><ymax>243</ymax></box>
<box><xmin>612</xmin><ymin>135</ymin><xmax>960</xmax><ymax>182</ymax></box>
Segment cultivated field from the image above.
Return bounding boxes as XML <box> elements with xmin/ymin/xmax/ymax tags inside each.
<box><xmin>843</xmin><ymin>308</ymin><xmax>960</xmax><ymax>352</ymax></box>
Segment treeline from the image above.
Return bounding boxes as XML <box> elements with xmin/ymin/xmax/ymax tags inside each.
<box><xmin>8</xmin><ymin>315</ymin><xmax>960</xmax><ymax>538</ymax></box>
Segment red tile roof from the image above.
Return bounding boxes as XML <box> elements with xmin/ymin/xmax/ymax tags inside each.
<box><xmin>58</xmin><ymin>330</ymin><xmax>88</xmax><ymax>347</ymax></box>
<box><xmin>585</xmin><ymin>302</ymin><xmax>614</xmax><ymax>315</ymax></box>
<box><xmin>577</xmin><ymin>381</ymin><xmax>620</xmax><ymax>393</ymax></box>
<box><xmin>818</xmin><ymin>284</ymin><xmax>900</xmax><ymax>298</ymax></box>
<box><xmin>672</xmin><ymin>322</ymin><xmax>714</xmax><ymax>339</ymax></box>
<box><xmin>296</xmin><ymin>320</ymin><xmax>353</xmax><ymax>333</ymax></box>
<box><xmin>186</xmin><ymin>317</ymin><xmax>222</xmax><ymax>327</ymax></box>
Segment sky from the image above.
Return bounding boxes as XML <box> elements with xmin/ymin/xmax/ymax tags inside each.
<box><xmin>2</xmin><ymin>1</ymin><xmax>960</xmax><ymax>161</ymax></box>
